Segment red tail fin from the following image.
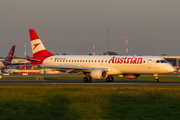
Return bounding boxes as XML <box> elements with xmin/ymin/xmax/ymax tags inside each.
<box><xmin>3</xmin><ymin>45</ymin><xmax>15</xmax><ymax>65</ymax></box>
<box><xmin>29</xmin><ymin>29</ymin><xmax>54</xmax><ymax>58</ymax></box>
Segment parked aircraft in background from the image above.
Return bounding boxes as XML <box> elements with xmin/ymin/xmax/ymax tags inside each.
<box><xmin>0</xmin><ymin>46</ymin><xmax>15</xmax><ymax>69</ymax></box>
<box><xmin>27</xmin><ymin>29</ymin><xmax>174</xmax><ymax>82</ymax></box>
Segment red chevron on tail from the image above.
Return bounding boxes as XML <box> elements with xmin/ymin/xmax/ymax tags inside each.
<box><xmin>28</xmin><ymin>29</ymin><xmax>54</xmax><ymax>65</ymax></box>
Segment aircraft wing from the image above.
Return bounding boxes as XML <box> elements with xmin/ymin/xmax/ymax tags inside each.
<box><xmin>2</xmin><ymin>61</ymin><xmax>11</xmax><ymax>64</ymax></box>
<box><xmin>40</xmin><ymin>64</ymin><xmax>109</xmax><ymax>74</ymax></box>
<box><xmin>41</xmin><ymin>64</ymin><xmax>90</xmax><ymax>70</ymax></box>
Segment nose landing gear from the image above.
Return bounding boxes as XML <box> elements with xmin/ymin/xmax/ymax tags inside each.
<box><xmin>154</xmin><ymin>74</ymin><xmax>160</xmax><ymax>83</ymax></box>
<box><xmin>154</xmin><ymin>77</ymin><xmax>159</xmax><ymax>83</ymax></box>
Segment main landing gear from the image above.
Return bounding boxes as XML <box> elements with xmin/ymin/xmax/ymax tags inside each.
<box><xmin>106</xmin><ymin>76</ymin><xmax>114</xmax><ymax>82</ymax></box>
<box><xmin>83</xmin><ymin>76</ymin><xmax>114</xmax><ymax>82</ymax></box>
<box><xmin>83</xmin><ymin>77</ymin><xmax>92</xmax><ymax>82</ymax></box>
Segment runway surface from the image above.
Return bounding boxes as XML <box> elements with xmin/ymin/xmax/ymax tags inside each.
<box><xmin>0</xmin><ymin>81</ymin><xmax>180</xmax><ymax>85</ymax></box>
<box><xmin>1</xmin><ymin>74</ymin><xmax>180</xmax><ymax>85</ymax></box>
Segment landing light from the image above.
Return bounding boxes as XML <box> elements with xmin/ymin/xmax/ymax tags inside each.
<box><xmin>108</xmin><ymin>69</ymin><xmax>112</xmax><ymax>71</ymax></box>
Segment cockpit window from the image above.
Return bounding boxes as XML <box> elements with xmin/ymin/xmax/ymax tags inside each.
<box><xmin>156</xmin><ymin>60</ymin><xmax>160</xmax><ymax>63</ymax></box>
<box><xmin>160</xmin><ymin>60</ymin><xmax>168</xmax><ymax>63</ymax></box>
<box><xmin>156</xmin><ymin>60</ymin><xmax>168</xmax><ymax>63</ymax></box>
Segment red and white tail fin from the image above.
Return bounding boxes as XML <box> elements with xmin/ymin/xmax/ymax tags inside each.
<box><xmin>29</xmin><ymin>29</ymin><xmax>54</xmax><ymax>58</ymax></box>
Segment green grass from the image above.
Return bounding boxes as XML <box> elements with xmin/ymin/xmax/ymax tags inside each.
<box><xmin>0</xmin><ymin>85</ymin><xmax>180</xmax><ymax>119</ymax></box>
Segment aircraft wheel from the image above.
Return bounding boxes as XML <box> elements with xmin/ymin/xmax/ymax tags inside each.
<box><xmin>83</xmin><ymin>77</ymin><xmax>88</xmax><ymax>82</ymax></box>
<box><xmin>87</xmin><ymin>77</ymin><xmax>92</xmax><ymax>82</ymax></box>
<box><xmin>110</xmin><ymin>77</ymin><xmax>114</xmax><ymax>82</ymax></box>
<box><xmin>106</xmin><ymin>77</ymin><xmax>110</xmax><ymax>82</ymax></box>
<box><xmin>154</xmin><ymin>79</ymin><xmax>159</xmax><ymax>83</ymax></box>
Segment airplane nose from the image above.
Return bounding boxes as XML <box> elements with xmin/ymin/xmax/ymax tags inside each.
<box><xmin>167</xmin><ymin>65</ymin><xmax>175</xmax><ymax>73</ymax></box>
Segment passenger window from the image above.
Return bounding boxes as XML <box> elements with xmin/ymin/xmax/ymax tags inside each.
<box><xmin>77</xmin><ymin>60</ymin><xmax>79</xmax><ymax>62</ymax></box>
<box><xmin>72</xmin><ymin>60</ymin><xmax>73</xmax><ymax>62</ymax></box>
<box><xmin>92</xmin><ymin>60</ymin><xmax>93</xmax><ymax>62</ymax></box>
<box><xmin>89</xmin><ymin>60</ymin><xmax>90</xmax><ymax>62</ymax></box>
<box><xmin>80</xmin><ymin>60</ymin><xmax>82</xmax><ymax>62</ymax></box>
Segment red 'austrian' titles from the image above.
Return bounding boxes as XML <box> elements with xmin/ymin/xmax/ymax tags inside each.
<box><xmin>108</xmin><ymin>56</ymin><xmax>143</xmax><ymax>64</ymax></box>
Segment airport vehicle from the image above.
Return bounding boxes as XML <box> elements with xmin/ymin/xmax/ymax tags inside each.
<box><xmin>27</xmin><ymin>29</ymin><xmax>174</xmax><ymax>82</ymax></box>
<box><xmin>0</xmin><ymin>46</ymin><xmax>15</xmax><ymax>69</ymax></box>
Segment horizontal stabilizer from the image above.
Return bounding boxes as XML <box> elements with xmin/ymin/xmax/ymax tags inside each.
<box><xmin>26</xmin><ymin>55</ymin><xmax>39</xmax><ymax>65</ymax></box>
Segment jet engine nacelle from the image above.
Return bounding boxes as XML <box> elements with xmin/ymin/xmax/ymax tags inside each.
<box><xmin>90</xmin><ymin>70</ymin><xmax>108</xmax><ymax>79</ymax></box>
<box><xmin>123</xmin><ymin>74</ymin><xmax>141</xmax><ymax>79</ymax></box>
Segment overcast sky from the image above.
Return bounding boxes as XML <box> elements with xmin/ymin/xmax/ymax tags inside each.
<box><xmin>0</xmin><ymin>0</ymin><xmax>180</xmax><ymax>57</ymax></box>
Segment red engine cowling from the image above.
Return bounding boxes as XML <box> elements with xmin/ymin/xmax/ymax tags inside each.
<box><xmin>90</xmin><ymin>70</ymin><xmax>108</xmax><ymax>79</ymax></box>
<box><xmin>123</xmin><ymin>74</ymin><xmax>141</xmax><ymax>79</ymax></box>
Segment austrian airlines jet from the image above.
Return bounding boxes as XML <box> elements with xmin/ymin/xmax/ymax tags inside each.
<box><xmin>0</xmin><ymin>46</ymin><xmax>15</xmax><ymax>69</ymax></box>
<box><xmin>27</xmin><ymin>29</ymin><xmax>174</xmax><ymax>82</ymax></box>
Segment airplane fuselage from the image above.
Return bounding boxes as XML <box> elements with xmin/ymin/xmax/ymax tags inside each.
<box><xmin>42</xmin><ymin>55</ymin><xmax>174</xmax><ymax>75</ymax></box>
<box><xmin>0</xmin><ymin>61</ymin><xmax>6</xmax><ymax>69</ymax></box>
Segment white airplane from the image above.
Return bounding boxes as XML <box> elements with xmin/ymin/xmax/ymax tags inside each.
<box><xmin>27</xmin><ymin>29</ymin><xmax>174</xmax><ymax>82</ymax></box>
<box><xmin>0</xmin><ymin>45</ymin><xmax>15</xmax><ymax>69</ymax></box>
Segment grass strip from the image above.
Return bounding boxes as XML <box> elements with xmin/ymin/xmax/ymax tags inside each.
<box><xmin>0</xmin><ymin>85</ymin><xmax>180</xmax><ymax>120</ymax></box>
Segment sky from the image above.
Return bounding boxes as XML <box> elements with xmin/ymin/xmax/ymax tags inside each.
<box><xmin>0</xmin><ymin>0</ymin><xmax>180</xmax><ymax>57</ymax></box>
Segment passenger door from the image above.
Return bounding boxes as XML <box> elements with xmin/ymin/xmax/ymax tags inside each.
<box><xmin>49</xmin><ymin>58</ymin><xmax>53</xmax><ymax>65</ymax></box>
<box><xmin>147</xmin><ymin>59</ymin><xmax>152</xmax><ymax>69</ymax></box>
